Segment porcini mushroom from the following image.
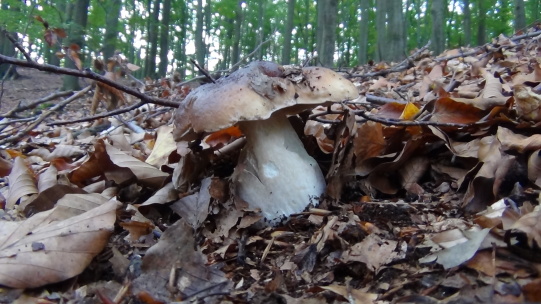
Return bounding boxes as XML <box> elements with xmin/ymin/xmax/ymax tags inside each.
<box><xmin>173</xmin><ymin>61</ymin><xmax>358</xmax><ymax>224</ymax></box>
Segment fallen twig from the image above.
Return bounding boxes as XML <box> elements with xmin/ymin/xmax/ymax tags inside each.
<box><xmin>0</xmin><ymin>90</ymin><xmax>73</xmax><ymax>118</ymax></box>
<box><xmin>350</xmin><ymin>41</ymin><xmax>431</xmax><ymax>78</ymax></box>
<box><xmin>0</xmin><ymin>54</ymin><xmax>178</xmax><ymax>108</ymax></box>
<box><xmin>0</xmin><ymin>85</ymin><xmax>92</xmax><ymax>146</ymax></box>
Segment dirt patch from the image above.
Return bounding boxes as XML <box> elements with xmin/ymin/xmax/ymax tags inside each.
<box><xmin>0</xmin><ymin>67</ymin><xmax>64</xmax><ymax>112</ymax></box>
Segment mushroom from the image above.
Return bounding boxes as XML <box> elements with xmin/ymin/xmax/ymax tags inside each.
<box><xmin>173</xmin><ymin>61</ymin><xmax>358</xmax><ymax>224</ymax></box>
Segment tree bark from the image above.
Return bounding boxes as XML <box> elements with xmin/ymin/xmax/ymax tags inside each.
<box><xmin>387</xmin><ymin>0</ymin><xmax>405</xmax><ymax>61</ymax></box>
<box><xmin>375</xmin><ymin>0</ymin><xmax>387</xmax><ymax>62</ymax></box>
<box><xmin>513</xmin><ymin>0</ymin><xmax>526</xmax><ymax>31</ymax></box>
<box><xmin>62</xmin><ymin>0</ymin><xmax>90</xmax><ymax>91</ymax></box>
<box><xmin>157</xmin><ymin>0</ymin><xmax>171</xmax><ymax>77</ymax></box>
<box><xmin>144</xmin><ymin>0</ymin><xmax>161</xmax><ymax>78</ymax></box>
<box><xmin>195</xmin><ymin>0</ymin><xmax>205</xmax><ymax>72</ymax></box>
<box><xmin>463</xmin><ymin>0</ymin><xmax>471</xmax><ymax>45</ymax></box>
<box><xmin>282</xmin><ymin>0</ymin><xmax>295</xmax><ymax>64</ymax></box>
<box><xmin>431</xmin><ymin>0</ymin><xmax>446</xmax><ymax>54</ymax></box>
<box><xmin>103</xmin><ymin>0</ymin><xmax>122</xmax><ymax>61</ymax></box>
<box><xmin>231</xmin><ymin>1</ymin><xmax>243</xmax><ymax>70</ymax></box>
<box><xmin>476</xmin><ymin>0</ymin><xmax>487</xmax><ymax>45</ymax></box>
<box><xmin>316</xmin><ymin>0</ymin><xmax>338</xmax><ymax>67</ymax></box>
<box><xmin>358</xmin><ymin>0</ymin><xmax>370</xmax><ymax>64</ymax></box>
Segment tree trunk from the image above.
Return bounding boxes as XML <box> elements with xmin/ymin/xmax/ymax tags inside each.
<box><xmin>282</xmin><ymin>0</ymin><xmax>295</xmax><ymax>64</ymax></box>
<box><xmin>358</xmin><ymin>0</ymin><xmax>369</xmax><ymax>64</ymax></box>
<box><xmin>145</xmin><ymin>0</ymin><xmax>161</xmax><ymax>78</ymax></box>
<box><xmin>0</xmin><ymin>29</ymin><xmax>19</xmax><ymax>80</ymax></box>
<box><xmin>431</xmin><ymin>0</ymin><xmax>446</xmax><ymax>54</ymax></box>
<box><xmin>231</xmin><ymin>1</ymin><xmax>243</xmax><ymax>69</ymax></box>
<box><xmin>103</xmin><ymin>0</ymin><xmax>122</xmax><ymax>60</ymax></box>
<box><xmin>513</xmin><ymin>0</ymin><xmax>526</xmax><ymax>31</ymax></box>
<box><xmin>195</xmin><ymin>0</ymin><xmax>205</xmax><ymax>72</ymax></box>
<box><xmin>476</xmin><ymin>0</ymin><xmax>487</xmax><ymax>45</ymax></box>
<box><xmin>256</xmin><ymin>0</ymin><xmax>266</xmax><ymax>60</ymax></box>
<box><xmin>316</xmin><ymin>0</ymin><xmax>338</xmax><ymax>67</ymax></box>
<box><xmin>62</xmin><ymin>0</ymin><xmax>90</xmax><ymax>91</ymax></box>
<box><xmin>376</xmin><ymin>0</ymin><xmax>387</xmax><ymax>62</ymax></box>
<box><xmin>157</xmin><ymin>0</ymin><xmax>171</xmax><ymax>77</ymax></box>
<box><xmin>387</xmin><ymin>0</ymin><xmax>405</xmax><ymax>61</ymax></box>
<box><xmin>463</xmin><ymin>0</ymin><xmax>471</xmax><ymax>45</ymax></box>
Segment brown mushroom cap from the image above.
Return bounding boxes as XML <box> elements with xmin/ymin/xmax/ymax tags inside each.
<box><xmin>173</xmin><ymin>61</ymin><xmax>358</xmax><ymax>141</ymax></box>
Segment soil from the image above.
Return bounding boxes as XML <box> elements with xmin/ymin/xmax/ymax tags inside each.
<box><xmin>0</xmin><ymin>67</ymin><xmax>64</xmax><ymax>112</ymax></box>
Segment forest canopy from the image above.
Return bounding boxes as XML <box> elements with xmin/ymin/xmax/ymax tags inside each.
<box><xmin>0</xmin><ymin>0</ymin><xmax>538</xmax><ymax>81</ymax></box>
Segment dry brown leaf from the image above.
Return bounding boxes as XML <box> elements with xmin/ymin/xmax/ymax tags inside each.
<box><xmin>514</xmin><ymin>84</ymin><xmax>541</xmax><ymax>121</ymax></box>
<box><xmin>498</xmin><ymin>126</ymin><xmax>541</xmax><ymax>153</ymax></box>
<box><xmin>104</xmin><ymin>142</ymin><xmax>168</xmax><ymax>188</ymax></box>
<box><xmin>399</xmin><ymin>156</ymin><xmax>429</xmax><ymax>192</ymax></box>
<box><xmin>145</xmin><ymin>125</ymin><xmax>177</xmax><ymax>167</ymax></box>
<box><xmin>528</xmin><ymin>150</ymin><xmax>541</xmax><ymax>187</ymax></box>
<box><xmin>0</xmin><ymin>156</ymin><xmax>13</xmax><ymax>177</ymax></box>
<box><xmin>119</xmin><ymin>220</ymin><xmax>155</xmax><ymax>241</ymax></box>
<box><xmin>510</xmin><ymin>208</ymin><xmax>541</xmax><ymax>249</ymax></box>
<box><xmin>47</xmin><ymin>144</ymin><xmax>85</xmax><ymax>161</ymax></box>
<box><xmin>37</xmin><ymin>165</ymin><xmax>58</xmax><ymax>192</ymax></box>
<box><xmin>170</xmin><ymin>177</ymin><xmax>212</xmax><ymax>229</ymax></box>
<box><xmin>0</xmin><ymin>199</ymin><xmax>120</xmax><ymax>288</ymax></box>
<box><xmin>6</xmin><ymin>157</ymin><xmax>38</xmax><ymax>209</ymax></box>
<box><xmin>429</xmin><ymin>97</ymin><xmax>486</xmax><ymax>124</ymax></box>
<box><xmin>140</xmin><ymin>182</ymin><xmax>178</xmax><ymax>206</ymax></box>
<box><xmin>342</xmin><ymin>233</ymin><xmax>406</xmax><ymax>272</ymax></box>
<box><xmin>132</xmin><ymin>219</ymin><xmax>230</xmax><ymax>302</ymax></box>
<box><xmin>420</xmin><ymin>227</ymin><xmax>491</xmax><ymax>269</ymax></box>
<box><xmin>353</xmin><ymin>121</ymin><xmax>386</xmax><ymax>163</ymax></box>
<box><xmin>319</xmin><ymin>285</ymin><xmax>377</xmax><ymax>304</ymax></box>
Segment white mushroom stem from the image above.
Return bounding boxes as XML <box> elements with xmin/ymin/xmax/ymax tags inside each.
<box><xmin>233</xmin><ymin>114</ymin><xmax>326</xmax><ymax>224</ymax></box>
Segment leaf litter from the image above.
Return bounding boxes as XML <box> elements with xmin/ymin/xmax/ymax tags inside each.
<box><xmin>1</xmin><ymin>29</ymin><xmax>541</xmax><ymax>303</ymax></box>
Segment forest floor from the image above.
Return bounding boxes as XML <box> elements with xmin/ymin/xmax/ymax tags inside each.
<box><xmin>0</xmin><ymin>67</ymin><xmax>63</xmax><ymax>112</ymax></box>
<box><xmin>1</xmin><ymin>29</ymin><xmax>541</xmax><ymax>304</ymax></box>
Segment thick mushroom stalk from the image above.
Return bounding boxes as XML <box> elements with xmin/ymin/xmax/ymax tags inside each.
<box><xmin>233</xmin><ymin>114</ymin><xmax>326</xmax><ymax>223</ymax></box>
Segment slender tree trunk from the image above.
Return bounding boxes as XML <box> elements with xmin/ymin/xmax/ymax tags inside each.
<box><xmin>158</xmin><ymin>0</ymin><xmax>171</xmax><ymax>77</ymax></box>
<box><xmin>145</xmin><ymin>0</ymin><xmax>161</xmax><ymax>78</ymax></box>
<box><xmin>431</xmin><ymin>0</ymin><xmax>446</xmax><ymax>54</ymax></box>
<box><xmin>513</xmin><ymin>0</ymin><xmax>526</xmax><ymax>31</ymax></box>
<box><xmin>387</xmin><ymin>0</ymin><xmax>405</xmax><ymax>61</ymax></box>
<box><xmin>257</xmin><ymin>0</ymin><xmax>266</xmax><ymax>60</ymax></box>
<box><xmin>103</xmin><ymin>0</ymin><xmax>122</xmax><ymax>60</ymax></box>
<box><xmin>316</xmin><ymin>0</ymin><xmax>337</xmax><ymax>67</ymax></box>
<box><xmin>231</xmin><ymin>1</ymin><xmax>243</xmax><ymax>69</ymax></box>
<box><xmin>358</xmin><ymin>0</ymin><xmax>369</xmax><ymax>64</ymax></box>
<box><xmin>462</xmin><ymin>0</ymin><xmax>471</xmax><ymax>45</ymax></box>
<box><xmin>195</xmin><ymin>0</ymin><xmax>205</xmax><ymax>72</ymax></box>
<box><xmin>282</xmin><ymin>0</ymin><xmax>295</xmax><ymax>64</ymax></box>
<box><xmin>376</xmin><ymin>0</ymin><xmax>386</xmax><ymax>62</ymax></box>
<box><xmin>476</xmin><ymin>0</ymin><xmax>487</xmax><ymax>45</ymax></box>
<box><xmin>62</xmin><ymin>0</ymin><xmax>90</xmax><ymax>91</ymax></box>
<box><xmin>204</xmin><ymin>0</ymin><xmax>212</xmax><ymax>63</ymax></box>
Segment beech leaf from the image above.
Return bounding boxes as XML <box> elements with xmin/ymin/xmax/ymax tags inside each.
<box><xmin>0</xmin><ymin>199</ymin><xmax>120</xmax><ymax>288</ymax></box>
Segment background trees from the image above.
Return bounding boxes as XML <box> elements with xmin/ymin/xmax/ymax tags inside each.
<box><xmin>0</xmin><ymin>0</ymin><xmax>539</xmax><ymax>80</ymax></box>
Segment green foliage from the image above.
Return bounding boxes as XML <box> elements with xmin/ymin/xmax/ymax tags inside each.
<box><xmin>1</xmin><ymin>0</ymin><xmax>534</xmax><ymax>79</ymax></box>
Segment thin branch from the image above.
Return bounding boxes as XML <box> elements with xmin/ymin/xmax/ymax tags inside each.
<box><xmin>350</xmin><ymin>41</ymin><xmax>431</xmax><ymax>79</ymax></box>
<box><xmin>366</xmin><ymin>94</ymin><xmax>407</xmax><ymax>105</ymax></box>
<box><xmin>0</xmin><ymin>90</ymin><xmax>73</xmax><ymax>118</ymax></box>
<box><xmin>190</xmin><ymin>58</ymin><xmax>216</xmax><ymax>83</ymax></box>
<box><xmin>1</xmin><ymin>29</ymin><xmax>32</xmax><ymax>62</ymax></box>
<box><xmin>0</xmin><ymin>85</ymin><xmax>92</xmax><ymax>146</ymax></box>
<box><xmin>354</xmin><ymin>110</ymin><xmax>469</xmax><ymax>128</ymax></box>
<box><xmin>0</xmin><ymin>54</ymin><xmax>179</xmax><ymax>108</ymax></box>
<box><xmin>308</xmin><ymin>108</ymin><xmax>470</xmax><ymax>128</ymax></box>
<box><xmin>48</xmin><ymin>100</ymin><xmax>146</xmax><ymax>126</ymax></box>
